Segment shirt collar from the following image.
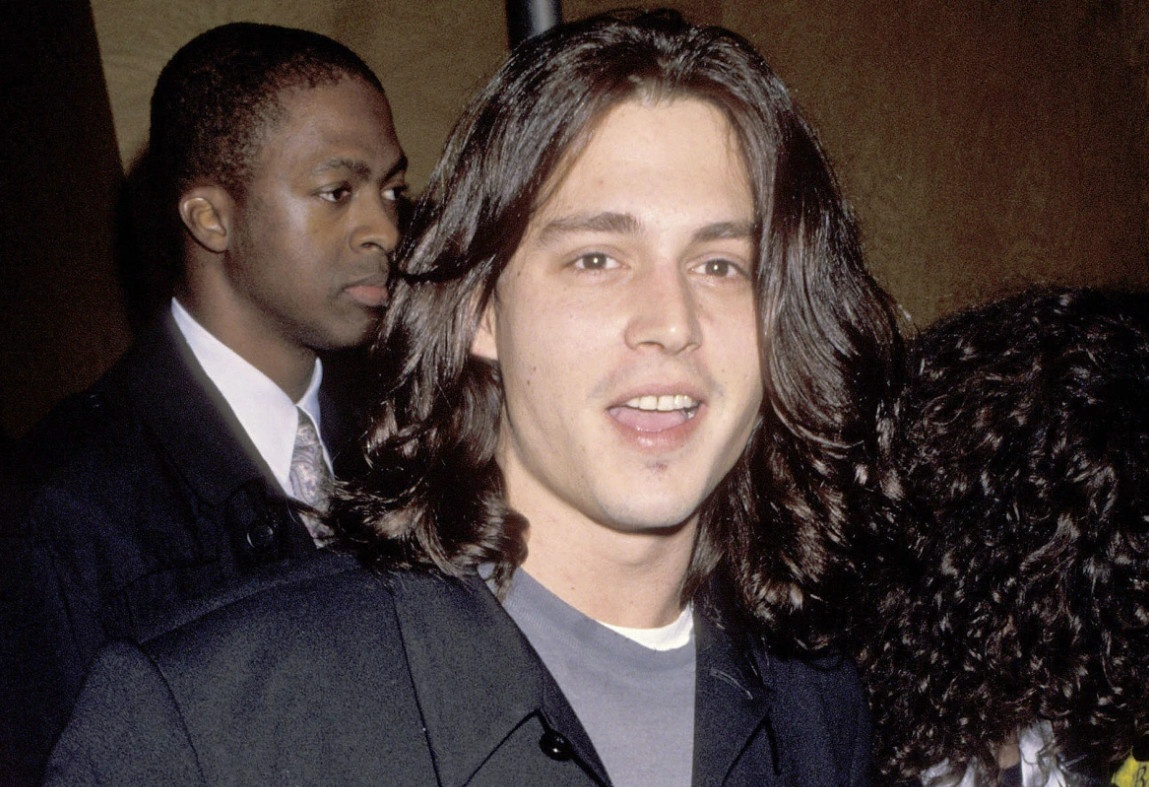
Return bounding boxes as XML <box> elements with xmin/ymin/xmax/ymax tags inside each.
<box><xmin>170</xmin><ymin>298</ymin><xmax>328</xmax><ymax>496</ymax></box>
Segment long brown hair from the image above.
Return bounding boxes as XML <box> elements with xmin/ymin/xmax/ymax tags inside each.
<box><xmin>331</xmin><ymin>9</ymin><xmax>902</xmax><ymax>652</ymax></box>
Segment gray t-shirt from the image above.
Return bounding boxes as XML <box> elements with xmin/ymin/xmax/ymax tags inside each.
<box><xmin>501</xmin><ymin>569</ymin><xmax>696</xmax><ymax>787</ymax></box>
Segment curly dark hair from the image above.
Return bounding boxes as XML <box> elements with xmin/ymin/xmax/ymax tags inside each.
<box><xmin>857</xmin><ymin>287</ymin><xmax>1149</xmax><ymax>783</ymax></box>
<box><xmin>331</xmin><ymin>9</ymin><xmax>902</xmax><ymax>652</ymax></box>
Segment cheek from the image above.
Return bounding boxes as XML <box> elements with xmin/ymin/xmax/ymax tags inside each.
<box><xmin>498</xmin><ymin>286</ymin><xmax>577</xmax><ymax>354</ymax></box>
<box><xmin>713</xmin><ymin>309</ymin><xmax>764</xmax><ymax>400</ymax></box>
<box><xmin>265</xmin><ymin>204</ymin><xmax>328</xmax><ymax>264</ymax></box>
<box><xmin>498</xmin><ymin>310</ymin><xmax>555</xmax><ymax>392</ymax></box>
<box><xmin>496</xmin><ymin>302</ymin><xmax>590</xmax><ymax>416</ymax></box>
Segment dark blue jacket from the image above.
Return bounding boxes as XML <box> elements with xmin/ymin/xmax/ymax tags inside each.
<box><xmin>46</xmin><ymin>553</ymin><xmax>871</xmax><ymax>785</ymax></box>
<box><xmin>0</xmin><ymin>315</ymin><xmax>352</xmax><ymax>784</ymax></box>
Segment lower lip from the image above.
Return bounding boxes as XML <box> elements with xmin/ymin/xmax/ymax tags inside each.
<box><xmin>606</xmin><ymin>404</ymin><xmax>702</xmax><ymax>450</ymax></box>
<box><xmin>346</xmin><ymin>284</ymin><xmax>388</xmax><ymax>308</ymax></box>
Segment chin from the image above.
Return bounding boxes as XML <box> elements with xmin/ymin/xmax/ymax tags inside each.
<box><xmin>311</xmin><ymin>322</ymin><xmax>376</xmax><ymax>352</ymax></box>
<box><xmin>603</xmin><ymin>504</ymin><xmax>700</xmax><ymax>535</ymax></box>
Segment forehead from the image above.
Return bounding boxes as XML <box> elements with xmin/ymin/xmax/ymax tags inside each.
<box><xmin>530</xmin><ymin>97</ymin><xmax>752</xmax><ymax>226</ymax></box>
<box><xmin>252</xmin><ymin>77</ymin><xmax>400</xmax><ymax>170</ymax></box>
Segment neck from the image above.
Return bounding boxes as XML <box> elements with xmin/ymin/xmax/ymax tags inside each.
<box><xmin>174</xmin><ymin>284</ymin><xmax>316</xmax><ymax>401</ymax></box>
<box><xmin>995</xmin><ymin>732</ymin><xmax>1021</xmax><ymax>770</ymax></box>
<box><xmin>520</xmin><ymin>513</ymin><xmax>696</xmax><ymax>629</ymax></box>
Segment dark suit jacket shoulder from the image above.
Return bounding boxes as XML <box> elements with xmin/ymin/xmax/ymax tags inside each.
<box><xmin>47</xmin><ymin>553</ymin><xmax>871</xmax><ymax>786</ymax></box>
<box><xmin>0</xmin><ymin>315</ymin><xmax>326</xmax><ymax>785</ymax></box>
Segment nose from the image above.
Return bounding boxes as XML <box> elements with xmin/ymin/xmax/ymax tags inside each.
<box><xmin>352</xmin><ymin>193</ymin><xmax>401</xmax><ymax>259</ymax></box>
<box><xmin>623</xmin><ymin>264</ymin><xmax>702</xmax><ymax>354</ymax></box>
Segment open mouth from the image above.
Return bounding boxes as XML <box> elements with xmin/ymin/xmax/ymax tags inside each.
<box><xmin>609</xmin><ymin>394</ymin><xmax>700</xmax><ymax>432</ymax></box>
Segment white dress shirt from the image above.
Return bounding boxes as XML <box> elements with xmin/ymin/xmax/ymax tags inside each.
<box><xmin>171</xmin><ymin>298</ymin><xmax>332</xmax><ymax>499</ymax></box>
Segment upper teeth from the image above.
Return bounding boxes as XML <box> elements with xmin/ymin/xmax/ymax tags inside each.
<box><xmin>625</xmin><ymin>394</ymin><xmax>698</xmax><ymax>411</ymax></box>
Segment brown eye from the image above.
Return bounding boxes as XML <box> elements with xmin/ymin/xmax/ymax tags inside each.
<box><xmin>320</xmin><ymin>185</ymin><xmax>353</xmax><ymax>203</ymax></box>
<box><xmin>695</xmin><ymin>258</ymin><xmax>747</xmax><ymax>278</ymax></box>
<box><xmin>382</xmin><ymin>183</ymin><xmax>408</xmax><ymax>202</ymax></box>
<box><xmin>573</xmin><ymin>252</ymin><xmax>615</xmax><ymax>271</ymax></box>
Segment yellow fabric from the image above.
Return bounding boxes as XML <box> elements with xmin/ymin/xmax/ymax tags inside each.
<box><xmin>1111</xmin><ymin>754</ymin><xmax>1149</xmax><ymax>787</ymax></box>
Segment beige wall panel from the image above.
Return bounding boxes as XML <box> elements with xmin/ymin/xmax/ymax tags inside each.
<box><xmin>565</xmin><ymin>0</ymin><xmax>722</xmax><ymax>25</ymax></box>
<box><xmin>726</xmin><ymin>1</ymin><xmax>1149</xmax><ymax>325</ymax></box>
<box><xmin>92</xmin><ymin>0</ymin><xmax>511</xmax><ymax>189</ymax></box>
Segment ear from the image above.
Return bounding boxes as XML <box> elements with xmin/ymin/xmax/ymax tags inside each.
<box><xmin>178</xmin><ymin>186</ymin><xmax>233</xmax><ymax>253</ymax></box>
<box><xmin>470</xmin><ymin>293</ymin><xmax>498</xmax><ymax>362</ymax></box>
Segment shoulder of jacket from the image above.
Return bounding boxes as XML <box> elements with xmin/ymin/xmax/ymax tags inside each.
<box><xmin>142</xmin><ymin>553</ymin><xmax>377</xmax><ymax>645</ymax></box>
<box><xmin>15</xmin><ymin>372</ymin><xmax>141</xmax><ymax>475</ymax></box>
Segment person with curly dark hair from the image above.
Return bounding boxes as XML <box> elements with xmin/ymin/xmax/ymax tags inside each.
<box><xmin>47</xmin><ymin>10</ymin><xmax>900</xmax><ymax>784</ymax></box>
<box><xmin>857</xmin><ymin>288</ymin><xmax>1149</xmax><ymax>786</ymax></box>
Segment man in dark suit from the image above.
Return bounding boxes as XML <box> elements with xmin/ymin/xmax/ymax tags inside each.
<box><xmin>46</xmin><ymin>11</ymin><xmax>900</xmax><ymax>785</ymax></box>
<box><xmin>0</xmin><ymin>23</ymin><xmax>406</xmax><ymax>784</ymax></box>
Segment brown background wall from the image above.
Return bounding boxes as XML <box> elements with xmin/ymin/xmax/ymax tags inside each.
<box><xmin>2</xmin><ymin>0</ymin><xmax>1147</xmax><ymax>439</ymax></box>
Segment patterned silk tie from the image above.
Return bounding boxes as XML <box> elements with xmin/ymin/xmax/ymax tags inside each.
<box><xmin>289</xmin><ymin>409</ymin><xmax>334</xmax><ymax>544</ymax></box>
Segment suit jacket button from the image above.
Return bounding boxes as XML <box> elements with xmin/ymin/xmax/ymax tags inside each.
<box><xmin>539</xmin><ymin>729</ymin><xmax>572</xmax><ymax>761</ymax></box>
<box><xmin>246</xmin><ymin>518</ymin><xmax>277</xmax><ymax>551</ymax></box>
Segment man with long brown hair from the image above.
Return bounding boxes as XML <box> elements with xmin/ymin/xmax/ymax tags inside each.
<box><xmin>48</xmin><ymin>11</ymin><xmax>899</xmax><ymax>784</ymax></box>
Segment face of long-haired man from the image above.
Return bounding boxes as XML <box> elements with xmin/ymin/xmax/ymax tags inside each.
<box><xmin>472</xmin><ymin>97</ymin><xmax>762</xmax><ymax>613</ymax></box>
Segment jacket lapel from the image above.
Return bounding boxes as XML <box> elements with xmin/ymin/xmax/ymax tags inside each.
<box><xmin>388</xmin><ymin>572</ymin><xmax>609</xmax><ymax>785</ymax></box>
<box><xmin>111</xmin><ymin>315</ymin><xmax>316</xmax><ymax>565</ymax></box>
<box><xmin>121</xmin><ymin>314</ymin><xmax>277</xmax><ymax>506</ymax></box>
<box><xmin>692</xmin><ymin>615</ymin><xmax>775</xmax><ymax>786</ymax></box>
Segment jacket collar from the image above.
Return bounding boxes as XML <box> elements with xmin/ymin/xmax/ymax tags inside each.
<box><xmin>388</xmin><ymin>571</ymin><xmax>609</xmax><ymax>785</ymax></box>
<box><xmin>390</xmin><ymin>571</ymin><xmax>776</xmax><ymax>786</ymax></box>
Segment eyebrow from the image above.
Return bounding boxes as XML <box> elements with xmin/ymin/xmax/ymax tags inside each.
<box><xmin>313</xmin><ymin>153</ymin><xmax>408</xmax><ymax>181</ymax></box>
<box><xmin>693</xmin><ymin>220</ymin><xmax>756</xmax><ymax>243</ymax></box>
<box><xmin>537</xmin><ymin>211</ymin><xmax>756</xmax><ymax>245</ymax></box>
<box><xmin>383</xmin><ymin>154</ymin><xmax>409</xmax><ymax>181</ymax></box>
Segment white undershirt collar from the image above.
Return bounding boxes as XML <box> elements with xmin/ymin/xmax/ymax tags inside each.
<box><xmin>600</xmin><ymin>604</ymin><xmax>694</xmax><ymax>651</ymax></box>
<box><xmin>170</xmin><ymin>298</ymin><xmax>329</xmax><ymax>497</ymax></box>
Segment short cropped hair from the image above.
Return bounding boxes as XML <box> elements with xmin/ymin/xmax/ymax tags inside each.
<box><xmin>333</xmin><ymin>9</ymin><xmax>901</xmax><ymax>651</ymax></box>
<box><xmin>859</xmin><ymin>287</ymin><xmax>1149</xmax><ymax>782</ymax></box>
<box><xmin>122</xmin><ymin>23</ymin><xmax>383</xmax><ymax>308</ymax></box>
<box><xmin>149</xmin><ymin>22</ymin><xmax>384</xmax><ymax>207</ymax></box>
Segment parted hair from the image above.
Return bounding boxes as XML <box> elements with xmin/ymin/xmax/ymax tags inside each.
<box><xmin>331</xmin><ymin>9</ymin><xmax>901</xmax><ymax>651</ymax></box>
<box><xmin>859</xmin><ymin>287</ymin><xmax>1149</xmax><ymax>782</ymax></box>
